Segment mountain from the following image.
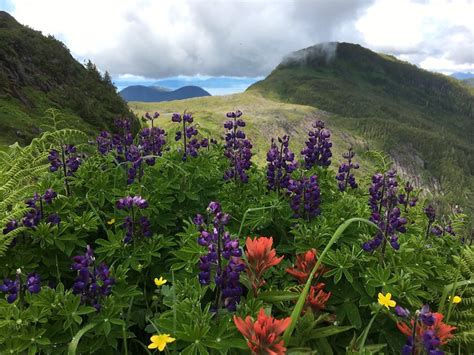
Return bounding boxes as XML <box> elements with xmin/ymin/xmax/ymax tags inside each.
<box><xmin>248</xmin><ymin>42</ymin><xmax>474</xmax><ymax>210</ymax></box>
<box><xmin>462</xmin><ymin>78</ymin><xmax>474</xmax><ymax>88</ymax></box>
<box><xmin>0</xmin><ymin>11</ymin><xmax>134</xmax><ymax>145</ymax></box>
<box><xmin>451</xmin><ymin>72</ymin><xmax>474</xmax><ymax>80</ymax></box>
<box><xmin>120</xmin><ymin>85</ymin><xmax>210</xmax><ymax>102</ymax></box>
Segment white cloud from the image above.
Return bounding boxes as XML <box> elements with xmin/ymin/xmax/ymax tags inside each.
<box><xmin>6</xmin><ymin>0</ymin><xmax>474</xmax><ymax>78</ymax></box>
<box><xmin>356</xmin><ymin>0</ymin><xmax>474</xmax><ymax>73</ymax></box>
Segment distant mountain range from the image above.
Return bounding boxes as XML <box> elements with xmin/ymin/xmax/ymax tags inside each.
<box><xmin>450</xmin><ymin>72</ymin><xmax>474</xmax><ymax>80</ymax></box>
<box><xmin>119</xmin><ymin>85</ymin><xmax>211</xmax><ymax>102</ymax></box>
<box><xmin>0</xmin><ymin>11</ymin><xmax>134</xmax><ymax>145</ymax></box>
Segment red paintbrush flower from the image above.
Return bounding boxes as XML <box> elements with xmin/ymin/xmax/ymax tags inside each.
<box><xmin>306</xmin><ymin>283</ymin><xmax>332</xmax><ymax>312</ymax></box>
<box><xmin>286</xmin><ymin>249</ymin><xmax>326</xmax><ymax>284</ymax></box>
<box><xmin>233</xmin><ymin>308</ymin><xmax>291</xmax><ymax>355</ymax></box>
<box><xmin>245</xmin><ymin>236</ymin><xmax>284</xmax><ymax>295</ymax></box>
<box><xmin>397</xmin><ymin>313</ymin><xmax>456</xmax><ymax>345</ymax></box>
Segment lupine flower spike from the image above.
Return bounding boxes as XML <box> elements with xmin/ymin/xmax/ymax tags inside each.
<box><xmin>301</xmin><ymin>120</ymin><xmax>332</xmax><ymax>169</ymax></box>
<box><xmin>223</xmin><ymin>110</ymin><xmax>253</xmax><ymax>183</ymax></box>
<box><xmin>172</xmin><ymin>112</ymin><xmax>204</xmax><ymax>160</ymax></box>
<box><xmin>194</xmin><ymin>201</ymin><xmax>244</xmax><ymax>312</ymax></box>
<box><xmin>336</xmin><ymin>148</ymin><xmax>359</xmax><ymax>192</ymax></box>
<box><xmin>233</xmin><ymin>308</ymin><xmax>291</xmax><ymax>355</ymax></box>
<box><xmin>286</xmin><ymin>176</ymin><xmax>321</xmax><ymax>220</ymax></box>
<box><xmin>244</xmin><ymin>236</ymin><xmax>283</xmax><ymax>296</ymax></box>
<box><xmin>48</xmin><ymin>144</ymin><xmax>82</xmax><ymax>195</ymax></box>
<box><xmin>266</xmin><ymin>136</ymin><xmax>297</xmax><ymax>193</ymax></box>
<box><xmin>71</xmin><ymin>245</ymin><xmax>115</xmax><ymax>310</ymax></box>
<box><xmin>362</xmin><ymin>170</ymin><xmax>407</xmax><ymax>257</ymax></box>
<box><xmin>116</xmin><ymin>196</ymin><xmax>151</xmax><ymax>243</ymax></box>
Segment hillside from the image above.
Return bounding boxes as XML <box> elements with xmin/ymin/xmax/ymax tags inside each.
<box><xmin>120</xmin><ymin>85</ymin><xmax>210</xmax><ymax>102</ymax></box>
<box><xmin>0</xmin><ymin>11</ymin><xmax>134</xmax><ymax>145</ymax></box>
<box><xmin>248</xmin><ymin>42</ymin><xmax>474</xmax><ymax>210</ymax></box>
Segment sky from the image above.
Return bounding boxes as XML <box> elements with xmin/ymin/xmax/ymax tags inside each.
<box><xmin>1</xmin><ymin>0</ymin><xmax>473</xmax><ymax>94</ymax></box>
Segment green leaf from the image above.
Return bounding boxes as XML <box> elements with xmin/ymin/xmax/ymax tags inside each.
<box><xmin>258</xmin><ymin>291</ymin><xmax>300</xmax><ymax>302</ymax></box>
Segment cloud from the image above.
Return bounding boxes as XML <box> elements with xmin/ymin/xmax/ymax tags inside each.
<box><xmin>9</xmin><ymin>0</ymin><xmax>374</xmax><ymax>77</ymax></box>
<box><xmin>356</xmin><ymin>0</ymin><xmax>474</xmax><ymax>73</ymax></box>
<box><xmin>6</xmin><ymin>0</ymin><xmax>474</xmax><ymax>78</ymax></box>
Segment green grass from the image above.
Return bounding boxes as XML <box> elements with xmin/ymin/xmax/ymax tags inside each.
<box><xmin>131</xmin><ymin>92</ymin><xmax>385</xmax><ymax>180</ymax></box>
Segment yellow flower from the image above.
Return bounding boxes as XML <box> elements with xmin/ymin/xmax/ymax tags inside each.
<box><xmin>148</xmin><ymin>334</ymin><xmax>175</xmax><ymax>351</ymax></box>
<box><xmin>378</xmin><ymin>292</ymin><xmax>396</xmax><ymax>309</ymax></box>
<box><xmin>107</xmin><ymin>218</ymin><xmax>115</xmax><ymax>225</ymax></box>
<box><xmin>154</xmin><ymin>276</ymin><xmax>167</xmax><ymax>287</ymax></box>
<box><xmin>449</xmin><ymin>295</ymin><xmax>462</xmax><ymax>304</ymax></box>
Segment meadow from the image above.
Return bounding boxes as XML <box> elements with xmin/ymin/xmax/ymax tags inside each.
<box><xmin>0</xmin><ymin>108</ymin><xmax>472</xmax><ymax>354</ymax></box>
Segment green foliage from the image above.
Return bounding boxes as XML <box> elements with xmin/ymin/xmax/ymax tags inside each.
<box><xmin>0</xmin><ymin>116</ymin><xmax>471</xmax><ymax>354</ymax></box>
<box><xmin>0</xmin><ymin>12</ymin><xmax>135</xmax><ymax>145</ymax></box>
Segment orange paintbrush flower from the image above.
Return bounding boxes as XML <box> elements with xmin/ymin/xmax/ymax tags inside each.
<box><xmin>245</xmin><ymin>236</ymin><xmax>284</xmax><ymax>295</ymax></box>
<box><xmin>397</xmin><ymin>313</ymin><xmax>456</xmax><ymax>345</ymax></box>
<box><xmin>233</xmin><ymin>308</ymin><xmax>291</xmax><ymax>355</ymax></box>
<box><xmin>286</xmin><ymin>249</ymin><xmax>326</xmax><ymax>284</ymax></box>
<box><xmin>306</xmin><ymin>283</ymin><xmax>332</xmax><ymax>312</ymax></box>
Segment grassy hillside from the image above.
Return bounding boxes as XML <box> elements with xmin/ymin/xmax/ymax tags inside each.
<box><xmin>0</xmin><ymin>11</ymin><xmax>134</xmax><ymax>146</ymax></box>
<box><xmin>130</xmin><ymin>92</ymin><xmax>422</xmax><ymax>185</ymax></box>
<box><xmin>247</xmin><ymin>42</ymin><xmax>473</xmax><ymax>211</ymax></box>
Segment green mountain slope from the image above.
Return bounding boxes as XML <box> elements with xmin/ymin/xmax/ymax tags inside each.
<box><xmin>0</xmin><ymin>11</ymin><xmax>134</xmax><ymax>146</ymax></box>
<box><xmin>247</xmin><ymin>42</ymin><xmax>474</xmax><ymax>210</ymax></box>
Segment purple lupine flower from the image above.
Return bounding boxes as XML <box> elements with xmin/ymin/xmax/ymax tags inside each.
<box><xmin>3</xmin><ymin>220</ymin><xmax>18</xmax><ymax>235</ymax></box>
<box><xmin>266</xmin><ymin>135</ymin><xmax>298</xmax><ymax>193</ymax></box>
<box><xmin>444</xmin><ymin>223</ymin><xmax>455</xmax><ymax>236</ymax></box>
<box><xmin>21</xmin><ymin>189</ymin><xmax>58</xmax><ymax>228</ymax></box>
<box><xmin>194</xmin><ymin>201</ymin><xmax>244</xmax><ymax>312</ymax></box>
<box><xmin>116</xmin><ymin>196</ymin><xmax>151</xmax><ymax>243</ymax></box>
<box><xmin>223</xmin><ymin>111</ymin><xmax>253</xmax><ymax>183</ymax></box>
<box><xmin>362</xmin><ymin>170</ymin><xmax>407</xmax><ymax>255</ymax></box>
<box><xmin>143</xmin><ymin>111</ymin><xmax>160</xmax><ymax>127</ymax></box>
<box><xmin>301</xmin><ymin>120</ymin><xmax>332</xmax><ymax>169</ymax></box>
<box><xmin>420</xmin><ymin>304</ymin><xmax>435</xmax><ymax>326</ymax></box>
<box><xmin>47</xmin><ymin>213</ymin><xmax>61</xmax><ymax>226</ymax></box>
<box><xmin>423</xmin><ymin>330</ymin><xmax>441</xmax><ymax>353</ymax></box>
<box><xmin>286</xmin><ymin>175</ymin><xmax>321</xmax><ymax>220</ymax></box>
<box><xmin>96</xmin><ymin>131</ymin><xmax>113</xmax><ymax>154</ymax></box>
<box><xmin>0</xmin><ymin>276</ymin><xmax>20</xmax><ymax>303</ymax></box>
<box><xmin>399</xmin><ymin>182</ymin><xmax>417</xmax><ymax>210</ymax></box>
<box><xmin>43</xmin><ymin>188</ymin><xmax>57</xmax><ymax>204</ymax></box>
<box><xmin>335</xmin><ymin>148</ymin><xmax>359</xmax><ymax>192</ymax></box>
<box><xmin>172</xmin><ymin>112</ymin><xmax>202</xmax><ymax>160</ymax></box>
<box><xmin>26</xmin><ymin>273</ymin><xmax>41</xmax><ymax>293</ymax></box>
<box><xmin>431</xmin><ymin>225</ymin><xmax>443</xmax><ymax>237</ymax></box>
<box><xmin>48</xmin><ymin>146</ymin><xmax>81</xmax><ymax>176</ymax></box>
<box><xmin>395</xmin><ymin>305</ymin><xmax>410</xmax><ymax>318</ymax></box>
<box><xmin>424</xmin><ymin>205</ymin><xmax>436</xmax><ymax>224</ymax></box>
<box><xmin>72</xmin><ymin>245</ymin><xmax>114</xmax><ymax>311</ymax></box>
<box><xmin>138</xmin><ymin>126</ymin><xmax>166</xmax><ymax>166</ymax></box>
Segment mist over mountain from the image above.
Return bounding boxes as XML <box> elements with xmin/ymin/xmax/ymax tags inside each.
<box><xmin>119</xmin><ymin>85</ymin><xmax>210</xmax><ymax>102</ymax></box>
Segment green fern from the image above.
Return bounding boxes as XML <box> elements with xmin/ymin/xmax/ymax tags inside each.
<box><xmin>0</xmin><ymin>128</ymin><xmax>87</xmax><ymax>256</ymax></box>
<box><xmin>445</xmin><ymin>247</ymin><xmax>474</xmax><ymax>353</ymax></box>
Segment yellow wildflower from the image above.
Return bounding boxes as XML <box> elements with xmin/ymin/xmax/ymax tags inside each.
<box><xmin>378</xmin><ymin>292</ymin><xmax>396</xmax><ymax>309</ymax></box>
<box><xmin>107</xmin><ymin>218</ymin><xmax>115</xmax><ymax>225</ymax></box>
<box><xmin>449</xmin><ymin>295</ymin><xmax>462</xmax><ymax>304</ymax></box>
<box><xmin>154</xmin><ymin>276</ymin><xmax>167</xmax><ymax>287</ymax></box>
<box><xmin>148</xmin><ymin>334</ymin><xmax>175</xmax><ymax>351</ymax></box>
